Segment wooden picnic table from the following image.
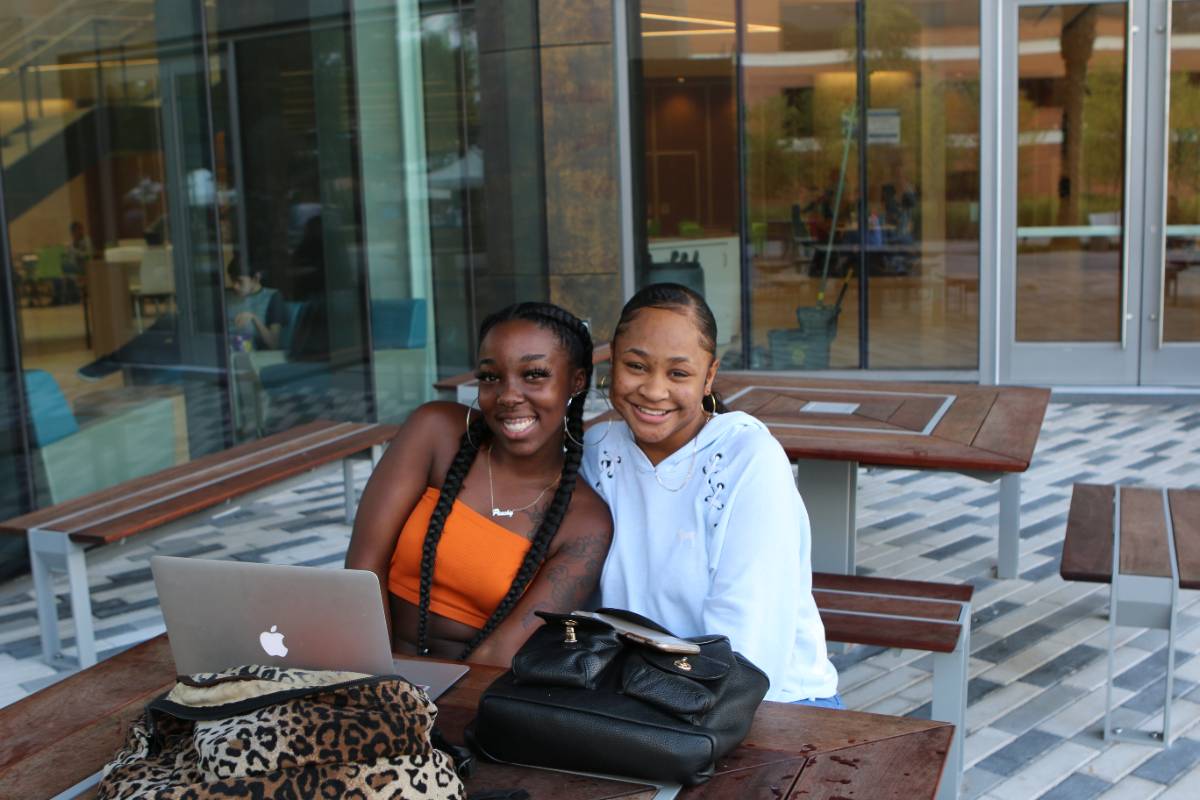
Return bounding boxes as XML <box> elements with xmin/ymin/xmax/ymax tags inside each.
<box><xmin>713</xmin><ymin>374</ymin><xmax>1051</xmax><ymax>579</ymax></box>
<box><xmin>0</xmin><ymin>420</ymin><xmax>399</xmax><ymax>668</ymax></box>
<box><xmin>0</xmin><ymin>633</ymin><xmax>954</xmax><ymax>799</ymax></box>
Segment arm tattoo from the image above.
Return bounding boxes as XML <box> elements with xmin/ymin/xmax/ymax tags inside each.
<box><xmin>521</xmin><ymin>504</ymin><xmax>548</xmax><ymax>532</ymax></box>
<box><xmin>517</xmin><ymin>530</ymin><xmax>610</xmax><ymax>630</ymax></box>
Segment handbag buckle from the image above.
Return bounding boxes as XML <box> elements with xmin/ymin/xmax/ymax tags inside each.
<box><xmin>563</xmin><ymin>619</ymin><xmax>578</xmax><ymax>644</ymax></box>
<box><xmin>674</xmin><ymin>657</ymin><xmax>692</xmax><ymax>671</ymax></box>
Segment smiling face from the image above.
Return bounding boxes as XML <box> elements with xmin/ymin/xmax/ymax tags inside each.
<box><xmin>610</xmin><ymin>306</ymin><xmax>718</xmax><ymax>465</ymax></box>
<box><xmin>475</xmin><ymin>319</ymin><xmax>586</xmax><ymax>459</ymax></box>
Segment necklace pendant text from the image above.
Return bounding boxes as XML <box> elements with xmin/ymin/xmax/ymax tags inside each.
<box><xmin>491</xmin><ymin>507</ymin><xmax>515</xmax><ymax>518</ymax></box>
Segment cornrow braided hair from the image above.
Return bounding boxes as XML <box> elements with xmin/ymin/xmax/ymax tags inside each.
<box><xmin>415</xmin><ymin>302</ymin><xmax>594</xmax><ymax>658</ymax></box>
<box><xmin>615</xmin><ymin>282</ymin><xmax>729</xmax><ymax>413</ymax></box>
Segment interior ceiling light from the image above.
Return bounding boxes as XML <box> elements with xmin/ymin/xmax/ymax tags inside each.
<box><xmin>640</xmin><ymin>11</ymin><xmax>780</xmax><ymax>33</ymax></box>
<box><xmin>0</xmin><ymin>57</ymin><xmax>158</xmax><ymax>75</ymax></box>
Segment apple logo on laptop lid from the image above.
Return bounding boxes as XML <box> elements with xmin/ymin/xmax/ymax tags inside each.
<box><xmin>260</xmin><ymin>625</ymin><xmax>289</xmax><ymax>658</ymax></box>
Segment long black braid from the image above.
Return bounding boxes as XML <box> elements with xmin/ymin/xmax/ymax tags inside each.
<box><xmin>415</xmin><ymin>302</ymin><xmax>593</xmax><ymax>658</ymax></box>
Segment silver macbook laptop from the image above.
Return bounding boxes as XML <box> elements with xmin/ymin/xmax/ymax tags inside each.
<box><xmin>150</xmin><ymin>556</ymin><xmax>467</xmax><ymax>700</ymax></box>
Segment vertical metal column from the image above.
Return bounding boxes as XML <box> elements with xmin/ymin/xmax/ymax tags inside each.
<box><xmin>735</xmin><ymin>0</ymin><xmax>752</xmax><ymax>369</ymax></box>
<box><xmin>855</xmin><ymin>0</ymin><xmax>869</xmax><ymax>368</ymax></box>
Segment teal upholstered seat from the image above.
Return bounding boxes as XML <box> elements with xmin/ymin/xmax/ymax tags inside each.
<box><xmin>23</xmin><ymin>370</ymin><xmax>177</xmax><ymax>505</ymax></box>
<box><xmin>371</xmin><ymin>298</ymin><xmax>427</xmax><ymax>349</ymax></box>
<box><xmin>24</xmin><ymin>370</ymin><xmax>80</xmax><ymax>446</ymax></box>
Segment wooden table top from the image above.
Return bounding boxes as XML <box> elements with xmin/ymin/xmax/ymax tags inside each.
<box><xmin>0</xmin><ymin>634</ymin><xmax>953</xmax><ymax>799</ymax></box>
<box><xmin>714</xmin><ymin>373</ymin><xmax>1051</xmax><ymax>473</ymax></box>
<box><xmin>0</xmin><ymin>420</ymin><xmax>399</xmax><ymax>545</ymax></box>
<box><xmin>1061</xmin><ymin>484</ymin><xmax>1200</xmax><ymax>590</ymax></box>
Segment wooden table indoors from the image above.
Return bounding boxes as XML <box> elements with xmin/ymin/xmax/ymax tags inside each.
<box><xmin>713</xmin><ymin>374</ymin><xmax>1051</xmax><ymax>579</ymax></box>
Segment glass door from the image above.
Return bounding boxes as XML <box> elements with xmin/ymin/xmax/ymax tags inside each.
<box><xmin>1003</xmin><ymin>0</ymin><xmax>1141</xmax><ymax>384</ymax></box>
<box><xmin>1141</xmin><ymin>0</ymin><xmax>1200</xmax><ymax>384</ymax></box>
<box><xmin>1002</xmin><ymin>0</ymin><xmax>1200</xmax><ymax>385</ymax></box>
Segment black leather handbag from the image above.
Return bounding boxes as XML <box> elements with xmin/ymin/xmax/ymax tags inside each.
<box><xmin>467</xmin><ymin>608</ymin><xmax>770</xmax><ymax>786</ymax></box>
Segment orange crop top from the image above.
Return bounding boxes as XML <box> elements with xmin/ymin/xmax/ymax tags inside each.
<box><xmin>388</xmin><ymin>487</ymin><xmax>533</xmax><ymax>629</ymax></box>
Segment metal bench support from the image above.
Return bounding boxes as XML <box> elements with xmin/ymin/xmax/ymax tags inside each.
<box><xmin>1103</xmin><ymin>488</ymin><xmax>1179</xmax><ymax>748</ymax></box>
<box><xmin>27</xmin><ymin>528</ymin><xmax>96</xmax><ymax>668</ymax></box>
<box><xmin>342</xmin><ymin>447</ymin><xmax>383</xmax><ymax>524</ymax></box>
<box><xmin>26</xmin><ymin>450</ymin><xmax>385</xmax><ymax>670</ymax></box>
<box><xmin>932</xmin><ymin>600</ymin><xmax>970</xmax><ymax>800</ymax></box>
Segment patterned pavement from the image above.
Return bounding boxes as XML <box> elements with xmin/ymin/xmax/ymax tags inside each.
<box><xmin>1</xmin><ymin>400</ymin><xmax>1198</xmax><ymax>799</ymax></box>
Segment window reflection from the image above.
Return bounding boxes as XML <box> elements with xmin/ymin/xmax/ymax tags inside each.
<box><xmin>1015</xmin><ymin>3</ymin><xmax>1127</xmax><ymax>343</ymax></box>
<box><xmin>1165</xmin><ymin>1</ymin><xmax>1200</xmax><ymax>343</ymax></box>
<box><xmin>3</xmin><ymin>7</ymin><xmax>218</xmax><ymax>506</ymax></box>
<box><xmin>635</xmin><ymin>1</ymin><xmax>743</xmax><ymax>357</ymax></box>
<box><xmin>634</xmin><ymin>0</ymin><xmax>981</xmax><ymax>370</ymax></box>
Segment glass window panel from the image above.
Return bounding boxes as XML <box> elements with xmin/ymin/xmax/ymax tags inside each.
<box><xmin>633</xmin><ymin>0</ymin><xmax>743</xmax><ymax>360</ymax></box>
<box><xmin>1015</xmin><ymin>3</ymin><xmax>1127</xmax><ymax>343</ymax></box>
<box><xmin>207</xmin><ymin>0</ymin><xmax>372</xmax><ymax>436</ymax></box>
<box><xmin>0</xmin><ymin>190</ymin><xmax>30</xmax><ymax>580</ymax></box>
<box><xmin>864</xmin><ymin>0</ymin><xmax>980</xmax><ymax>368</ymax></box>
<box><xmin>1</xmin><ymin>0</ymin><xmax>229</xmax><ymax>508</ymax></box>
<box><xmin>416</xmin><ymin>1</ymin><xmax>549</xmax><ymax>380</ymax></box>
<box><xmin>1165</xmin><ymin>0</ymin><xmax>1200</xmax><ymax>343</ymax></box>
<box><xmin>744</xmin><ymin>0</ymin><xmax>860</xmax><ymax>369</ymax></box>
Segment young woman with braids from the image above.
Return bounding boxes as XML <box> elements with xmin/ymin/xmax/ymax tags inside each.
<box><xmin>582</xmin><ymin>283</ymin><xmax>841</xmax><ymax>706</ymax></box>
<box><xmin>346</xmin><ymin>303</ymin><xmax>612</xmax><ymax>666</ymax></box>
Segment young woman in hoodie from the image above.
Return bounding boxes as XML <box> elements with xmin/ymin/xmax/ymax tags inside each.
<box><xmin>581</xmin><ymin>283</ymin><xmax>841</xmax><ymax>707</ymax></box>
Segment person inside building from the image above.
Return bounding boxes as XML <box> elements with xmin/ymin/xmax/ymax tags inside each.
<box><xmin>225</xmin><ymin>258</ymin><xmax>287</xmax><ymax>350</ymax></box>
<box><xmin>345</xmin><ymin>302</ymin><xmax>612</xmax><ymax>666</ymax></box>
<box><xmin>51</xmin><ymin>221</ymin><xmax>92</xmax><ymax>305</ymax></box>
<box><xmin>582</xmin><ymin>283</ymin><xmax>841</xmax><ymax>706</ymax></box>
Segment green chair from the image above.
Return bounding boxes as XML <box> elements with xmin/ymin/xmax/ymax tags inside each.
<box><xmin>750</xmin><ymin>221</ymin><xmax>767</xmax><ymax>256</ymax></box>
<box><xmin>31</xmin><ymin>245</ymin><xmax>66</xmax><ymax>306</ymax></box>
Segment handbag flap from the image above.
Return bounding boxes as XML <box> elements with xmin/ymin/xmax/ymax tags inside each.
<box><xmin>635</xmin><ymin>640</ymin><xmax>732</xmax><ymax>681</ymax></box>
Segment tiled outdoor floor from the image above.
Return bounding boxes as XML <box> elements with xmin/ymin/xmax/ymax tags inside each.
<box><xmin>1</xmin><ymin>400</ymin><xmax>1199</xmax><ymax>799</ymax></box>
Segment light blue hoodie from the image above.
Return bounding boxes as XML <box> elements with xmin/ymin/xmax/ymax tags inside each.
<box><xmin>582</xmin><ymin>410</ymin><xmax>839</xmax><ymax>702</ymax></box>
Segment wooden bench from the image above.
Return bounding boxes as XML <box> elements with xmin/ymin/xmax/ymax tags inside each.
<box><xmin>0</xmin><ymin>420</ymin><xmax>399</xmax><ymax>669</ymax></box>
<box><xmin>1060</xmin><ymin>483</ymin><xmax>1200</xmax><ymax>747</ymax></box>
<box><xmin>813</xmin><ymin>571</ymin><xmax>973</xmax><ymax>800</ymax></box>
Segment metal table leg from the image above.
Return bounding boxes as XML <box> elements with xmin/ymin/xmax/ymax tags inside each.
<box><xmin>997</xmin><ymin>473</ymin><xmax>1021</xmax><ymax>579</ymax></box>
<box><xmin>795</xmin><ymin>459</ymin><xmax>858</xmax><ymax>575</ymax></box>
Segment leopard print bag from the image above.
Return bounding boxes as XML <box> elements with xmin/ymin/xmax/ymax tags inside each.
<box><xmin>97</xmin><ymin>664</ymin><xmax>466</xmax><ymax>799</ymax></box>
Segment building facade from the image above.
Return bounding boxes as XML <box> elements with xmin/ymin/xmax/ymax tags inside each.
<box><xmin>1</xmin><ymin>0</ymin><xmax>1198</xmax><ymax>574</ymax></box>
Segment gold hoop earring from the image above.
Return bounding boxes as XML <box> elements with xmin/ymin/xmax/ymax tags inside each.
<box><xmin>562</xmin><ymin>393</ymin><xmax>585</xmax><ymax>449</ymax></box>
<box><xmin>702</xmin><ymin>393</ymin><xmax>718</xmax><ymax>419</ymax></box>
<box><xmin>465</xmin><ymin>396</ymin><xmax>482</xmax><ymax>448</ymax></box>
<box><xmin>579</xmin><ymin>387</ymin><xmax>614</xmax><ymax>443</ymax></box>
